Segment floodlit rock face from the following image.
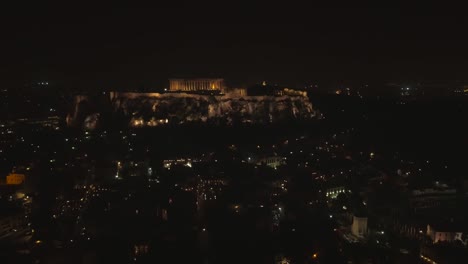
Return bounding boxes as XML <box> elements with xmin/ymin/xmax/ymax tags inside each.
<box><xmin>69</xmin><ymin>92</ymin><xmax>315</xmax><ymax>129</ymax></box>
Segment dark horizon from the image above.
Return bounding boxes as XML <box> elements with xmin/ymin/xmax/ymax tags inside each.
<box><xmin>3</xmin><ymin>5</ymin><xmax>468</xmax><ymax>89</ymax></box>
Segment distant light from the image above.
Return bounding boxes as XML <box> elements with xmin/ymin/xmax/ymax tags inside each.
<box><xmin>329</xmin><ymin>215</ymin><xmax>333</xmax><ymax>218</ymax></box>
<box><xmin>35</xmin><ymin>240</ymin><xmax>42</xmax><ymax>244</ymax></box>
<box><xmin>312</xmin><ymin>253</ymin><xmax>318</xmax><ymax>259</ymax></box>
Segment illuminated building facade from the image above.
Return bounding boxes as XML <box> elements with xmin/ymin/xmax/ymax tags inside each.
<box><xmin>326</xmin><ymin>186</ymin><xmax>348</xmax><ymax>199</ymax></box>
<box><xmin>257</xmin><ymin>156</ymin><xmax>286</xmax><ymax>169</ymax></box>
<box><xmin>169</xmin><ymin>78</ymin><xmax>224</xmax><ymax>92</ymax></box>
<box><xmin>351</xmin><ymin>215</ymin><xmax>368</xmax><ymax>237</ymax></box>
<box><xmin>427</xmin><ymin>224</ymin><xmax>463</xmax><ymax>243</ymax></box>
<box><xmin>6</xmin><ymin>173</ymin><xmax>25</xmax><ymax>185</ymax></box>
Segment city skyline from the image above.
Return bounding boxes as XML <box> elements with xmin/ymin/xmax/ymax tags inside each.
<box><xmin>1</xmin><ymin>4</ymin><xmax>468</xmax><ymax>263</ymax></box>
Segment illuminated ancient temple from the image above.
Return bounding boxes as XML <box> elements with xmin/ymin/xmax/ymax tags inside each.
<box><xmin>169</xmin><ymin>78</ymin><xmax>224</xmax><ymax>92</ymax></box>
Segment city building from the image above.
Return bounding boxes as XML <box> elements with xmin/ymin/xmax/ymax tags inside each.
<box><xmin>163</xmin><ymin>158</ymin><xmax>194</xmax><ymax>170</ymax></box>
<box><xmin>257</xmin><ymin>156</ymin><xmax>286</xmax><ymax>169</ymax></box>
<box><xmin>6</xmin><ymin>173</ymin><xmax>25</xmax><ymax>185</ymax></box>
<box><xmin>410</xmin><ymin>188</ymin><xmax>457</xmax><ymax>212</ymax></box>
<box><xmin>427</xmin><ymin>223</ymin><xmax>463</xmax><ymax>243</ymax></box>
<box><xmin>326</xmin><ymin>186</ymin><xmax>348</xmax><ymax>199</ymax></box>
<box><xmin>16</xmin><ymin>116</ymin><xmax>61</xmax><ymax>129</ymax></box>
<box><xmin>351</xmin><ymin>215</ymin><xmax>368</xmax><ymax>238</ymax></box>
<box><xmin>223</xmin><ymin>87</ymin><xmax>247</xmax><ymax>96</ymax></box>
<box><xmin>169</xmin><ymin>78</ymin><xmax>224</xmax><ymax>92</ymax></box>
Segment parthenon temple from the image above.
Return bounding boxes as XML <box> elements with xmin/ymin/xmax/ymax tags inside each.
<box><xmin>169</xmin><ymin>78</ymin><xmax>224</xmax><ymax>92</ymax></box>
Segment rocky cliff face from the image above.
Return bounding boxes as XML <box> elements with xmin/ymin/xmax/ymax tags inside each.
<box><xmin>68</xmin><ymin>92</ymin><xmax>315</xmax><ymax>130</ymax></box>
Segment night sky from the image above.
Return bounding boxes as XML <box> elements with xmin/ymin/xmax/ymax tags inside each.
<box><xmin>2</xmin><ymin>4</ymin><xmax>468</xmax><ymax>89</ymax></box>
